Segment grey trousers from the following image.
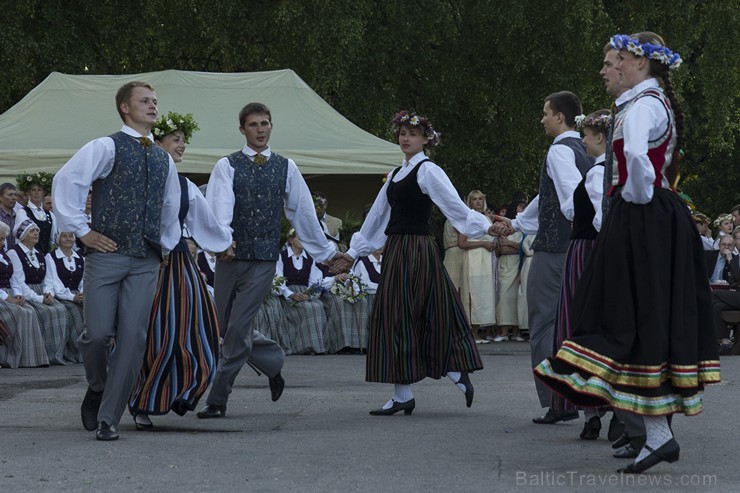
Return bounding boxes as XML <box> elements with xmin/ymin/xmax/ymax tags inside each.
<box><xmin>527</xmin><ymin>251</ymin><xmax>566</xmax><ymax>408</ymax></box>
<box><xmin>206</xmin><ymin>259</ymin><xmax>285</xmax><ymax>407</ymax></box>
<box><xmin>79</xmin><ymin>250</ymin><xmax>160</xmax><ymax>426</ymax></box>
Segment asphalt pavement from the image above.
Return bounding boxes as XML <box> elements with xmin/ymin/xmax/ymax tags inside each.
<box><xmin>0</xmin><ymin>342</ymin><xmax>736</xmax><ymax>492</ymax></box>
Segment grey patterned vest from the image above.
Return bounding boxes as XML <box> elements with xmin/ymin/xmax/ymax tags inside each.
<box><xmin>532</xmin><ymin>136</ymin><xmax>593</xmax><ymax>253</ymax></box>
<box><xmin>91</xmin><ymin>132</ymin><xmax>169</xmax><ymax>258</ymax></box>
<box><xmin>228</xmin><ymin>151</ymin><xmax>288</xmax><ymax>261</ymax></box>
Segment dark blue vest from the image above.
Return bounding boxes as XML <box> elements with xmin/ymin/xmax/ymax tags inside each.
<box><xmin>172</xmin><ymin>175</ymin><xmax>190</xmax><ymax>253</ymax></box>
<box><xmin>532</xmin><ymin>137</ymin><xmax>593</xmax><ymax>253</ymax></box>
<box><xmin>0</xmin><ymin>253</ymin><xmax>13</xmax><ymax>289</ymax></box>
<box><xmin>91</xmin><ymin>132</ymin><xmax>170</xmax><ymax>258</ymax></box>
<box><xmin>228</xmin><ymin>151</ymin><xmax>288</xmax><ymax>261</ymax></box>
<box><xmin>359</xmin><ymin>256</ymin><xmax>381</xmax><ymax>284</ymax></box>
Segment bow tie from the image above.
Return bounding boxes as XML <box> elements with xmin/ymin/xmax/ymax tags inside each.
<box><xmin>254</xmin><ymin>154</ymin><xmax>267</xmax><ymax>165</ymax></box>
<box><xmin>139</xmin><ymin>136</ymin><xmax>152</xmax><ymax>148</ymax></box>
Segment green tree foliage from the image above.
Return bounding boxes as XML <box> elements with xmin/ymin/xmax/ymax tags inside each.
<box><xmin>0</xmin><ymin>0</ymin><xmax>737</xmax><ymax>215</ymax></box>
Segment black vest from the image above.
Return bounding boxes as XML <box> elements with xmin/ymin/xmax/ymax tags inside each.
<box><xmin>197</xmin><ymin>251</ymin><xmax>215</xmax><ymax>287</ymax></box>
<box><xmin>0</xmin><ymin>253</ymin><xmax>13</xmax><ymax>289</ymax></box>
<box><xmin>385</xmin><ymin>160</ymin><xmax>433</xmax><ymax>235</ymax></box>
<box><xmin>359</xmin><ymin>256</ymin><xmax>381</xmax><ymax>284</ymax></box>
<box><xmin>51</xmin><ymin>253</ymin><xmax>84</xmax><ymax>290</ymax></box>
<box><xmin>13</xmin><ymin>245</ymin><xmax>45</xmax><ymax>284</ymax></box>
<box><xmin>228</xmin><ymin>151</ymin><xmax>288</xmax><ymax>261</ymax></box>
<box><xmin>91</xmin><ymin>132</ymin><xmax>170</xmax><ymax>257</ymax></box>
<box><xmin>571</xmin><ymin>164</ymin><xmax>604</xmax><ymax>240</ymax></box>
<box><xmin>23</xmin><ymin>205</ymin><xmax>53</xmax><ymax>254</ymax></box>
<box><xmin>532</xmin><ymin>137</ymin><xmax>593</xmax><ymax>252</ymax></box>
<box><xmin>281</xmin><ymin>249</ymin><xmax>312</xmax><ymax>286</ymax></box>
<box><xmin>172</xmin><ymin>175</ymin><xmax>191</xmax><ymax>253</ymax></box>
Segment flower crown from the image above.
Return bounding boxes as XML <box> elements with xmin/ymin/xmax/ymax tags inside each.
<box><xmin>713</xmin><ymin>213</ymin><xmax>734</xmax><ymax>227</ymax></box>
<box><xmin>692</xmin><ymin>212</ymin><xmax>709</xmax><ymax>225</ymax></box>
<box><xmin>574</xmin><ymin>113</ymin><xmax>612</xmax><ymax>132</ymax></box>
<box><xmin>151</xmin><ymin>112</ymin><xmax>200</xmax><ymax>143</ymax></box>
<box><xmin>609</xmin><ymin>34</ymin><xmax>682</xmax><ymax>70</ymax></box>
<box><xmin>390</xmin><ymin>111</ymin><xmax>440</xmax><ymax>147</ymax></box>
<box><xmin>16</xmin><ymin>171</ymin><xmax>55</xmax><ymax>193</ymax></box>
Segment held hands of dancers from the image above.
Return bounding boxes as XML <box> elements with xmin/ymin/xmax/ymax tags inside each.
<box><xmin>330</xmin><ymin>252</ymin><xmax>354</xmax><ymax>274</ymax></box>
<box><xmin>79</xmin><ymin>230</ymin><xmax>118</xmax><ymax>253</ymax></box>
<box><xmin>489</xmin><ymin>216</ymin><xmax>514</xmax><ymax>237</ymax></box>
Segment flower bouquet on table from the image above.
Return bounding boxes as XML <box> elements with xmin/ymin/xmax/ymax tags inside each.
<box><xmin>330</xmin><ymin>273</ymin><xmax>368</xmax><ymax>304</ymax></box>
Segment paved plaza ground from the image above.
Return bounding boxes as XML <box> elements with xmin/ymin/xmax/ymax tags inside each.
<box><xmin>0</xmin><ymin>343</ymin><xmax>735</xmax><ymax>492</ymax></box>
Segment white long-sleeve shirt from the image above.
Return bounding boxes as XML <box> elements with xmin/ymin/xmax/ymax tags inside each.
<box><xmin>353</xmin><ymin>254</ymin><xmax>381</xmax><ymax>295</ymax></box>
<box><xmin>207</xmin><ymin>145</ymin><xmax>335</xmax><ymax>264</ymax></box>
<box><xmin>45</xmin><ymin>250</ymin><xmax>83</xmax><ymax>301</ymax></box>
<box><xmin>51</xmin><ymin>125</ymin><xmax>182</xmax><ymax>252</ymax></box>
<box><xmin>618</xmin><ymin>78</ymin><xmax>672</xmax><ymax>204</ymax></box>
<box><xmin>180</xmin><ymin>178</ymin><xmax>232</xmax><ymax>253</ymax></box>
<box><xmin>6</xmin><ymin>245</ymin><xmax>53</xmax><ymax>303</ymax></box>
<box><xmin>275</xmin><ymin>246</ymin><xmax>335</xmax><ymax>299</ymax></box>
<box><xmin>348</xmin><ymin>152</ymin><xmax>491</xmax><ymax>258</ymax></box>
<box><xmin>511</xmin><ymin>130</ymin><xmax>584</xmax><ymax>234</ymax></box>
<box><xmin>586</xmin><ymin>154</ymin><xmax>606</xmax><ymax>232</ymax></box>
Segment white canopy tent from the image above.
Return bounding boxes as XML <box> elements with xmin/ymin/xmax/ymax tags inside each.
<box><xmin>0</xmin><ymin>69</ymin><xmax>399</xmax><ymax>185</ymax></box>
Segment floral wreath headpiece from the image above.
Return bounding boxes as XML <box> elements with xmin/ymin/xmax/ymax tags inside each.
<box><xmin>16</xmin><ymin>171</ymin><xmax>55</xmax><ymax>193</ymax></box>
<box><xmin>390</xmin><ymin>111</ymin><xmax>440</xmax><ymax>147</ymax></box>
<box><xmin>574</xmin><ymin>113</ymin><xmax>612</xmax><ymax>132</ymax></box>
<box><xmin>152</xmin><ymin>112</ymin><xmax>200</xmax><ymax>143</ymax></box>
<box><xmin>692</xmin><ymin>212</ymin><xmax>709</xmax><ymax>225</ymax></box>
<box><xmin>609</xmin><ymin>34</ymin><xmax>682</xmax><ymax>70</ymax></box>
<box><xmin>713</xmin><ymin>213</ymin><xmax>734</xmax><ymax>228</ymax></box>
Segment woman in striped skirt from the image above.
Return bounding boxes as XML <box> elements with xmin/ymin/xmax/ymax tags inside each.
<box><xmin>128</xmin><ymin>112</ymin><xmax>232</xmax><ymax>429</ymax></box>
<box><xmin>7</xmin><ymin>219</ymin><xmax>70</xmax><ymax>365</ymax></box>
<box><xmin>336</xmin><ymin>111</ymin><xmax>497</xmax><ymax>415</ymax></box>
<box><xmin>0</xmin><ymin>221</ymin><xmax>49</xmax><ymax>368</ymax></box>
<box><xmin>45</xmin><ymin>231</ymin><xmax>85</xmax><ymax>363</ymax></box>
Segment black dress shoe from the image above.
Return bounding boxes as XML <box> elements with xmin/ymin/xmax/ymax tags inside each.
<box><xmin>612</xmin><ymin>432</ymin><xmax>631</xmax><ymax>449</ymax></box>
<box><xmin>369</xmin><ymin>399</ymin><xmax>415</xmax><ymax>416</ymax></box>
<box><xmin>96</xmin><ymin>422</ymin><xmax>119</xmax><ymax>441</ymax></box>
<box><xmin>617</xmin><ymin>438</ymin><xmax>680</xmax><ymax>473</ymax></box>
<box><xmin>613</xmin><ymin>443</ymin><xmax>640</xmax><ymax>459</ymax></box>
<box><xmin>269</xmin><ymin>373</ymin><xmax>285</xmax><ymax>402</ymax></box>
<box><xmin>133</xmin><ymin>412</ymin><xmax>153</xmax><ymax>431</ymax></box>
<box><xmin>579</xmin><ymin>416</ymin><xmax>602</xmax><ymax>440</ymax></box>
<box><xmin>456</xmin><ymin>371</ymin><xmax>474</xmax><ymax>408</ymax></box>
<box><xmin>197</xmin><ymin>404</ymin><xmax>226</xmax><ymax>419</ymax></box>
<box><xmin>607</xmin><ymin>413</ymin><xmax>625</xmax><ymax>442</ymax></box>
<box><xmin>532</xmin><ymin>409</ymin><xmax>579</xmax><ymax>424</ymax></box>
<box><xmin>81</xmin><ymin>387</ymin><xmax>103</xmax><ymax>432</ymax></box>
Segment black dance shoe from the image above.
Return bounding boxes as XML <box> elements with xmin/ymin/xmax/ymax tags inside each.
<box><xmin>269</xmin><ymin>373</ymin><xmax>285</xmax><ymax>402</ymax></box>
<box><xmin>579</xmin><ymin>416</ymin><xmax>602</xmax><ymax>440</ymax></box>
<box><xmin>456</xmin><ymin>371</ymin><xmax>474</xmax><ymax>408</ymax></box>
<box><xmin>96</xmin><ymin>422</ymin><xmax>119</xmax><ymax>441</ymax></box>
<box><xmin>133</xmin><ymin>413</ymin><xmax>153</xmax><ymax>431</ymax></box>
<box><xmin>532</xmin><ymin>409</ymin><xmax>579</xmax><ymax>424</ymax></box>
<box><xmin>613</xmin><ymin>435</ymin><xmax>646</xmax><ymax>459</ymax></box>
<box><xmin>607</xmin><ymin>413</ymin><xmax>625</xmax><ymax>442</ymax></box>
<box><xmin>81</xmin><ymin>387</ymin><xmax>103</xmax><ymax>431</ymax></box>
<box><xmin>617</xmin><ymin>438</ymin><xmax>680</xmax><ymax>473</ymax></box>
<box><xmin>196</xmin><ymin>404</ymin><xmax>226</xmax><ymax>419</ymax></box>
<box><xmin>369</xmin><ymin>399</ymin><xmax>415</xmax><ymax>416</ymax></box>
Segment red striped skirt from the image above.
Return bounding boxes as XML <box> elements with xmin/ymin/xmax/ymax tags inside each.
<box><xmin>365</xmin><ymin>234</ymin><xmax>483</xmax><ymax>384</ymax></box>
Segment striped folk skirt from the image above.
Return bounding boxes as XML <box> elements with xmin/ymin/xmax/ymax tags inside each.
<box><xmin>366</xmin><ymin>234</ymin><xmax>483</xmax><ymax>384</ymax></box>
<box><xmin>28</xmin><ymin>284</ymin><xmax>69</xmax><ymax>365</ymax></box>
<box><xmin>324</xmin><ymin>292</ymin><xmax>372</xmax><ymax>353</ymax></box>
<box><xmin>279</xmin><ymin>285</ymin><xmax>329</xmax><ymax>354</ymax></box>
<box><xmin>129</xmin><ymin>250</ymin><xmax>220</xmax><ymax>416</ymax></box>
<box><xmin>0</xmin><ymin>289</ymin><xmax>49</xmax><ymax>368</ymax></box>
<box><xmin>535</xmin><ymin>189</ymin><xmax>721</xmax><ymax>416</ymax></box>
<box><xmin>550</xmin><ymin>238</ymin><xmax>596</xmax><ymax>412</ymax></box>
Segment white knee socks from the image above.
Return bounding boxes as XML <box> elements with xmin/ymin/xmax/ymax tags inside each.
<box><xmin>382</xmin><ymin>384</ymin><xmax>414</xmax><ymax>409</ymax></box>
<box><xmin>636</xmin><ymin>415</ymin><xmax>673</xmax><ymax>462</ymax></box>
